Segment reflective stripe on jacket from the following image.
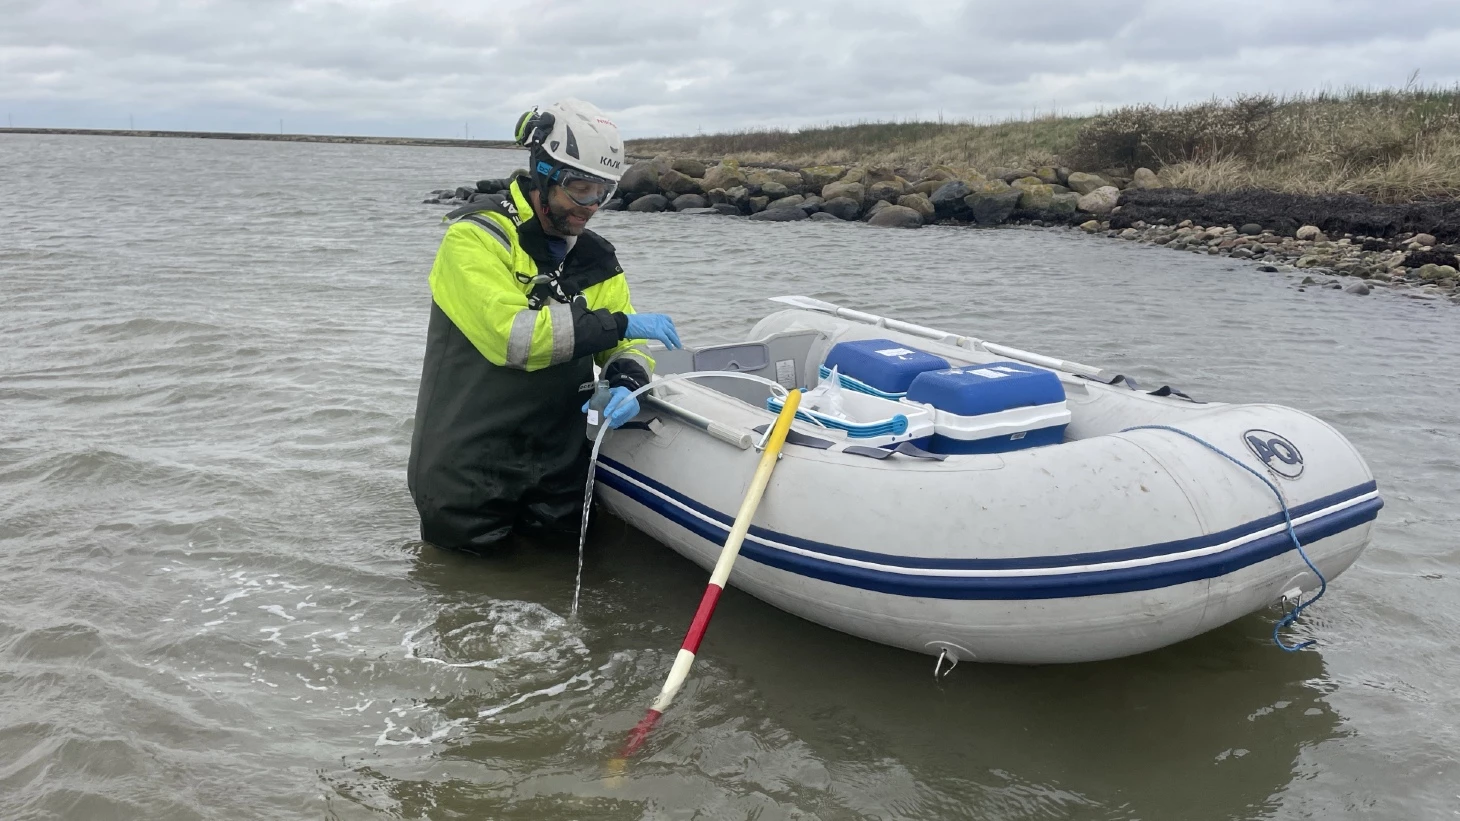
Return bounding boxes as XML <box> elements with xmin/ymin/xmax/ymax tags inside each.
<box><xmin>429</xmin><ymin>178</ymin><xmax>653</xmax><ymax>380</ymax></box>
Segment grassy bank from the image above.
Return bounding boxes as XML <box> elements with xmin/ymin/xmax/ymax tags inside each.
<box><xmin>627</xmin><ymin>87</ymin><xmax>1460</xmax><ymax>203</ymax></box>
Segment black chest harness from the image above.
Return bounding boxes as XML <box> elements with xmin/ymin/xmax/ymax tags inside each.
<box><xmin>443</xmin><ymin>192</ymin><xmax>623</xmax><ymax>311</ymax></box>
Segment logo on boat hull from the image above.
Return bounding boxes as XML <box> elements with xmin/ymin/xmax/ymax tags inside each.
<box><xmin>1244</xmin><ymin>429</ymin><xmax>1304</xmax><ymax>479</ymax></box>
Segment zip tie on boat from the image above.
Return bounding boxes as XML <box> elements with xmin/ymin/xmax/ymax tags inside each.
<box><xmin>1121</xmin><ymin>425</ymin><xmax>1328</xmax><ymax>652</ymax></box>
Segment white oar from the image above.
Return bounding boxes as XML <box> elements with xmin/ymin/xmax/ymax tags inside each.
<box><xmin>606</xmin><ymin>389</ymin><xmax>802</xmax><ymax>778</ymax></box>
<box><xmin>769</xmin><ymin>294</ymin><xmax>1116</xmax><ymax>383</ymax></box>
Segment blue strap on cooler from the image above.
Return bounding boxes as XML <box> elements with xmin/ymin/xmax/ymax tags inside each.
<box><xmin>818</xmin><ymin>365</ymin><xmax>907</xmax><ymax>399</ymax></box>
<box><xmin>765</xmin><ymin>393</ymin><xmax>910</xmax><ymax>439</ymax></box>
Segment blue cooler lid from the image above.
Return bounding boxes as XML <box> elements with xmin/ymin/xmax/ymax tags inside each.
<box><xmin>822</xmin><ymin>339</ymin><xmax>950</xmax><ymax>394</ymax></box>
<box><xmin>906</xmin><ymin>362</ymin><xmax>1065</xmax><ymax>416</ymax></box>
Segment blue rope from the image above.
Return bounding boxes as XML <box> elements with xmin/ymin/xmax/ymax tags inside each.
<box><xmin>1121</xmin><ymin>425</ymin><xmax>1328</xmax><ymax>652</ymax></box>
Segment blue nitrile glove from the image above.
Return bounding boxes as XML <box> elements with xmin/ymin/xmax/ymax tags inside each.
<box><xmin>581</xmin><ymin>386</ymin><xmax>640</xmax><ymax>429</ymax></box>
<box><xmin>624</xmin><ymin>313</ymin><xmax>682</xmax><ymax>349</ymax></box>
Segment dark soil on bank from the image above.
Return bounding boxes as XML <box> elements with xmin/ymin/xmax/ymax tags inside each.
<box><xmin>1109</xmin><ymin>189</ymin><xmax>1460</xmax><ymax>246</ymax></box>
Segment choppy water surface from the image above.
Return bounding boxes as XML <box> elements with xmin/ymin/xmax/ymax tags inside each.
<box><xmin>2</xmin><ymin>135</ymin><xmax>1458</xmax><ymax>821</ymax></box>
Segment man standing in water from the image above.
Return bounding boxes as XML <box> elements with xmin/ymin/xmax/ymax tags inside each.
<box><xmin>408</xmin><ymin>99</ymin><xmax>681</xmax><ymax>553</ymax></box>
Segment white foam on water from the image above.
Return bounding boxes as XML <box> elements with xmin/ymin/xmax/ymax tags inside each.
<box><xmin>258</xmin><ymin>604</ymin><xmax>295</xmax><ymax>621</ymax></box>
<box><xmin>375</xmin><ymin>707</ymin><xmax>469</xmax><ymax>747</ymax></box>
<box><xmin>398</xmin><ymin>600</ymin><xmax>589</xmax><ymax>671</ymax></box>
<box><xmin>477</xmin><ymin>669</ymin><xmax>597</xmax><ymax>719</ymax></box>
<box><xmin>218</xmin><ymin>589</ymin><xmax>250</xmax><ymax>605</ymax></box>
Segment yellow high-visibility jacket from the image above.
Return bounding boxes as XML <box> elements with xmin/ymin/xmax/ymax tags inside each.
<box><xmin>428</xmin><ymin>177</ymin><xmax>651</xmax><ymax>377</ymax></box>
<box><xmin>408</xmin><ymin>176</ymin><xmax>652</xmax><ymax>552</ymax></box>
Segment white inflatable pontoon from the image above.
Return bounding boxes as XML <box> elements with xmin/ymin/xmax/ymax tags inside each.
<box><xmin>594</xmin><ymin>297</ymin><xmax>1382</xmax><ymax>664</ymax></box>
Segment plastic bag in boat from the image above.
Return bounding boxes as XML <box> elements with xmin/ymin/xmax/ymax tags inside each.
<box><xmin>801</xmin><ymin>365</ymin><xmax>848</xmax><ymax>419</ymax></box>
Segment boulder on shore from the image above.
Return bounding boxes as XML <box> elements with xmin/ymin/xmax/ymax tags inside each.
<box><xmin>862</xmin><ymin>200</ymin><xmax>893</xmax><ymax>222</ymax></box>
<box><xmin>896</xmin><ymin>193</ymin><xmax>936</xmax><ymax>224</ymax></box>
<box><xmin>867</xmin><ymin>178</ymin><xmax>910</xmax><ymax>203</ymax></box>
<box><xmin>627</xmin><ymin>194</ymin><xmax>668</xmax><ymax>212</ymax></box>
<box><xmin>868</xmin><ymin>204</ymin><xmax>924</xmax><ymax>229</ymax></box>
<box><xmin>749</xmin><ymin>206</ymin><xmax>809</xmax><ymax>222</ymax></box>
<box><xmin>658</xmin><ymin>169</ymin><xmax>704</xmax><ymax>196</ymax></box>
<box><xmin>1065</xmin><ymin>172</ymin><xmax>1109</xmax><ymax>195</ymax></box>
<box><xmin>749</xmin><ymin>168</ymin><xmax>805</xmax><ymax>194</ymax></box>
<box><xmin>760</xmin><ymin>181</ymin><xmax>791</xmax><ymax>200</ymax></box>
<box><xmin>1077</xmin><ymin>186</ymin><xmax>1121</xmax><ymax>215</ymax></box>
<box><xmin>670</xmin><ymin>157</ymin><xmax>707</xmax><ymax>178</ymax></box>
<box><xmin>1016</xmin><ymin>182</ymin><xmax>1056</xmax><ymax>210</ymax></box>
<box><xmin>619</xmin><ymin>161</ymin><xmax>666</xmax><ymax>195</ymax></box>
<box><xmin>965</xmin><ymin>190</ymin><xmax>1021</xmax><ymax>226</ymax></box>
<box><xmin>929</xmin><ymin>180</ymin><xmax>973</xmax><ymax>219</ymax></box>
<box><xmin>821</xmin><ymin>196</ymin><xmax>861</xmax><ymax>220</ymax></box>
<box><xmin>911</xmin><ymin>179</ymin><xmax>945</xmax><ymax>197</ymax></box>
<box><xmin>800</xmin><ymin>165</ymin><xmax>848</xmax><ymax>189</ymax></box>
<box><xmin>703</xmin><ymin>162</ymin><xmax>748</xmax><ymax>191</ymax></box>
<box><xmin>723</xmin><ymin>185</ymin><xmax>751</xmax><ymax>209</ymax></box>
<box><xmin>1131</xmin><ymin>167</ymin><xmax>1163</xmax><ymax>189</ymax></box>
<box><xmin>671</xmin><ymin>194</ymin><xmax>708</xmax><ymax>211</ymax></box>
<box><xmin>1049</xmin><ymin>192</ymin><xmax>1081</xmax><ymax>215</ymax></box>
<box><xmin>767</xmin><ymin>194</ymin><xmax>806</xmax><ymax>210</ymax></box>
<box><xmin>821</xmin><ymin>181</ymin><xmax>866</xmax><ymax>205</ymax></box>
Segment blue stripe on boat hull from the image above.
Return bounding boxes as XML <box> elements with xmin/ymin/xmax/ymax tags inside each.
<box><xmin>595</xmin><ymin>459</ymin><xmax>1381</xmax><ymax>601</ymax></box>
<box><xmin>600</xmin><ymin>456</ymin><xmax>1377</xmax><ymax>571</ymax></box>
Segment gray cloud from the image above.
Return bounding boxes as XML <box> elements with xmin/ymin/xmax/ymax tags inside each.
<box><xmin>2</xmin><ymin>0</ymin><xmax>1458</xmax><ymax>137</ymax></box>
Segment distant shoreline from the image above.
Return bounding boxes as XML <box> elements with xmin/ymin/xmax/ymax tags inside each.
<box><xmin>0</xmin><ymin>127</ymin><xmax>517</xmax><ymax>149</ymax></box>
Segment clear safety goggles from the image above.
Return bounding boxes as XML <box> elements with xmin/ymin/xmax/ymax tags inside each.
<box><xmin>551</xmin><ymin>167</ymin><xmax>617</xmax><ymax>207</ymax></box>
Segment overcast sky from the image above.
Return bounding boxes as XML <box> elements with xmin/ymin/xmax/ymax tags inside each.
<box><xmin>3</xmin><ymin>0</ymin><xmax>1459</xmax><ymax>139</ymax></box>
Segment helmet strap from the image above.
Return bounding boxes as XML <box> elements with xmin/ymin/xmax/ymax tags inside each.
<box><xmin>528</xmin><ymin>150</ymin><xmax>558</xmax><ymax>204</ymax></box>
<box><xmin>515</xmin><ymin>108</ymin><xmax>560</xmax><ymax>202</ymax></box>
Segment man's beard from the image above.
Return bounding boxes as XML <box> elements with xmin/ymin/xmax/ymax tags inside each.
<box><xmin>545</xmin><ymin>198</ymin><xmax>588</xmax><ymax>236</ymax></box>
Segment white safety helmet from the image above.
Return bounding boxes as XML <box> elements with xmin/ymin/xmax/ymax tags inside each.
<box><xmin>514</xmin><ymin>98</ymin><xmax>624</xmax><ymax>206</ymax></box>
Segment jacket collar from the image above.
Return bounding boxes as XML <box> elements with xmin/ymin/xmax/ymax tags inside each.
<box><xmin>507</xmin><ymin>176</ymin><xmax>535</xmax><ymax>224</ymax></box>
<box><xmin>511</xmin><ymin>178</ymin><xmax>557</xmax><ymax>269</ymax></box>
<box><xmin>512</xmin><ymin>176</ymin><xmax>611</xmax><ymax>274</ymax></box>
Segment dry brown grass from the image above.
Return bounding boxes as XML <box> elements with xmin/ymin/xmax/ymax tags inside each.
<box><xmin>627</xmin><ymin>114</ymin><xmax>1091</xmax><ymax>172</ymax></box>
<box><xmin>628</xmin><ymin>86</ymin><xmax>1460</xmax><ymax>202</ymax></box>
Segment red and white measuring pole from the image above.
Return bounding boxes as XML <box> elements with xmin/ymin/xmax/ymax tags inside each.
<box><xmin>612</xmin><ymin>390</ymin><xmax>802</xmax><ymax>764</ymax></box>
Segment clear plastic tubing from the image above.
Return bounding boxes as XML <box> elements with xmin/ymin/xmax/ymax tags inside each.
<box><xmin>571</xmin><ymin>370</ymin><xmax>791</xmax><ymax>617</ymax></box>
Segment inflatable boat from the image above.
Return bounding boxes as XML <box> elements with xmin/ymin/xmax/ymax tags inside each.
<box><xmin>594</xmin><ymin>296</ymin><xmax>1381</xmax><ymax>664</ymax></box>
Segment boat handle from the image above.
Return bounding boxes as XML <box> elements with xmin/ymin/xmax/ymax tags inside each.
<box><xmin>642</xmin><ymin>395</ymin><xmax>754</xmax><ymax>450</ymax></box>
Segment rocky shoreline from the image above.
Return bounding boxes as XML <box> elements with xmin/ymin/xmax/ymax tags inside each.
<box><xmin>423</xmin><ymin>157</ymin><xmax>1460</xmax><ymax>305</ymax></box>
